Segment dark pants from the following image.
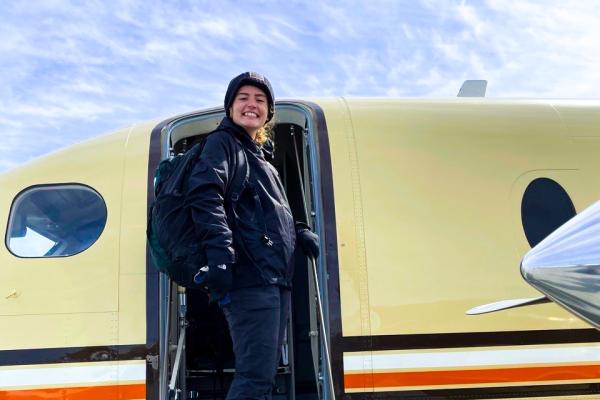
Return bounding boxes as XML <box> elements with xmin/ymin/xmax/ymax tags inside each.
<box><xmin>222</xmin><ymin>285</ymin><xmax>291</xmax><ymax>400</ymax></box>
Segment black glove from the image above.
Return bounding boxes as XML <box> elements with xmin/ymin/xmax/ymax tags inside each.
<box><xmin>206</xmin><ymin>264</ymin><xmax>232</xmax><ymax>303</ymax></box>
<box><xmin>295</xmin><ymin>222</ymin><xmax>320</xmax><ymax>259</ymax></box>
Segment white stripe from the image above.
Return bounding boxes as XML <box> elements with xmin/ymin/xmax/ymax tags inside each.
<box><xmin>0</xmin><ymin>361</ymin><xmax>145</xmax><ymax>388</ymax></box>
<box><xmin>118</xmin><ymin>362</ymin><xmax>147</xmax><ymax>381</ymax></box>
<box><xmin>344</xmin><ymin>345</ymin><xmax>600</xmax><ymax>372</ymax></box>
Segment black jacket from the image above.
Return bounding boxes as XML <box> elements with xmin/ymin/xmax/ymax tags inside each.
<box><xmin>186</xmin><ymin>117</ymin><xmax>296</xmax><ymax>288</ymax></box>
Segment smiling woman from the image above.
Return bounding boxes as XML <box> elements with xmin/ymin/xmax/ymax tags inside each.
<box><xmin>224</xmin><ymin>71</ymin><xmax>276</xmax><ymax>145</ymax></box>
<box><xmin>179</xmin><ymin>71</ymin><xmax>320</xmax><ymax>400</ymax></box>
<box><xmin>160</xmin><ymin>97</ymin><xmax>321</xmax><ymax>400</ymax></box>
<box><xmin>228</xmin><ymin>85</ymin><xmax>269</xmax><ymax>139</ymax></box>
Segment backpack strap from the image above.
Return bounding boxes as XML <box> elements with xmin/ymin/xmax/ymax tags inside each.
<box><xmin>223</xmin><ymin>136</ymin><xmax>274</xmax><ymax>284</ymax></box>
<box><xmin>227</xmin><ymin>137</ymin><xmax>272</xmax><ymax>246</ymax></box>
<box><xmin>226</xmin><ymin>135</ymin><xmax>249</xmax><ymax>203</ymax></box>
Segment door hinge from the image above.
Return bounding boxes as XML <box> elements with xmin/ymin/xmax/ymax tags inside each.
<box><xmin>146</xmin><ymin>354</ymin><xmax>159</xmax><ymax>370</ymax></box>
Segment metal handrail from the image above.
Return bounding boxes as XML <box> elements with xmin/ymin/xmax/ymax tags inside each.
<box><xmin>290</xmin><ymin>122</ymin><xmax>336</xmax><ymax>400</ymax></box>
<box><xmin>310</xmin><ymin>256</ymin><xmax>336</xmax><ymax>400</ymax></box>
<box><xmin>168</xmin><ymin>327</ymin><xmax>186</xmax><ymax>398</ymax></box>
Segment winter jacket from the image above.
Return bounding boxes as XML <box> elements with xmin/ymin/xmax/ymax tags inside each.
<box><xmin>186</xmin><ymin>117</ymin><xmax>296</xmax><ymax>289</ymax></box>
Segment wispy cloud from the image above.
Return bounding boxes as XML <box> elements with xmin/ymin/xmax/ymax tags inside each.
<box><xmin>1</xmin><ymin>0</ymin><xmax>600</xmax><ymax>171</ymax></box>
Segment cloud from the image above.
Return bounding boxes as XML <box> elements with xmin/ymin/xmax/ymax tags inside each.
<box><xmin>1</xmin><ymin>0</ymin><xmax>600</xmax><ymax>172</ymax></box>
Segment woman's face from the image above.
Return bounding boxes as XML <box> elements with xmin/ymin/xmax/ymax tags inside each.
<box><xmin>229</xmin><ymin>85</ymin><xmax>269</xmax><ymax>138</ymax></box>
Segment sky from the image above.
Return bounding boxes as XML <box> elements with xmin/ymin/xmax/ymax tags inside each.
<box><xmin>1</xmin><ymin>0</ymin><xmax>600</xmax><ymax>172</ymax></box>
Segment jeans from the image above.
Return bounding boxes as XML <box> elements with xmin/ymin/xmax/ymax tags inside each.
<box><xmin>222</xmin><ymin>285</ymin><xmax>291</xmax><ymax>400</ymax></box>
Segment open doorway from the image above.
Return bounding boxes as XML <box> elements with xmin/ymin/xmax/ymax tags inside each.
<box><xmin>161</xmin><ymin>105</ymin><xmax>322</xmax><ymax>400</ymax></box>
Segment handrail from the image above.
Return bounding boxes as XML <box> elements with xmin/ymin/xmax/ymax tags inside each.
<box><xmin>168</xmin><ymin>327</ymin><xmax>186</xmax><ymax>398</ymax></box>
<box><xmin>310</xmin><ymin>256</ymin><xmax>336</xmax><ymax>400</ymax></box>
<box><xmin>290</xmin><ymin>120</ymin><xmax>336</xmax><ymax>400</ymax></box>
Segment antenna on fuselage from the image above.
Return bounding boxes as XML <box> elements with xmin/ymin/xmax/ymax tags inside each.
<box><xmin>458</xmin><ymin>80</ymin><xmax>487</xmax><ymax>97</ymax></box>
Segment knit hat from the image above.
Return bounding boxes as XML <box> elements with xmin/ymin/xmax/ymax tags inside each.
<box><xmin>224</xmin><ymin>72</ymin><xmax>275</xmax><ymax>122</ymax></box>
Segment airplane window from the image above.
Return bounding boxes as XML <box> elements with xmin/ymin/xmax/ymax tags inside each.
<box><xmin>5</xmin><ymin>184</ymin><xmax>107</xmax><ymax>257</ymax></box>
<box><xmin>521</xmin><ymin>178</ymin><xmax>576</xmax><ymax>247</ymax></box>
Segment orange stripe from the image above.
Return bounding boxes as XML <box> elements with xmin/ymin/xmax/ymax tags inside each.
<box><xmin>344</xmin><ymin>364</ymin><xmax>600</xmax><ymax>389</ymax></box>
<box><xmin>0</xmin><ymin>383</ymin><xmax>145</xmax><ymax>400</ymax></box>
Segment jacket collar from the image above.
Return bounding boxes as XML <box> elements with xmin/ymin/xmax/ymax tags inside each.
<box><xmin>261</xmin><ymin>139</ymin><xmax>275</xmax><ymax>161</ymax></box>
<box><xmin>219</xmin><ymin>117</ymin><xmax>253</xmax><ymax>142</ymax></box>
<box><xmin>218</xmin><ymin>116</ymin><xmax>263</xmax><ymax>154</ymax></box>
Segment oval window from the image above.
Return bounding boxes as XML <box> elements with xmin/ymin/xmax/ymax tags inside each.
<box><xmin>6</xmin><ymin>184</ymin><xmax>107</xmax><ymax>257</ymax></box>
<box><xmin>521</xmin><ymin>178</ymin><xmax>576</xmax><ymax>247</ymax></box>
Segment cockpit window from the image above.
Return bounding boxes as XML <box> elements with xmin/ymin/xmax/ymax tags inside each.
<box><xmin>5</xmin><ymin>184</ymin><xmax>107</xmax><ymax>257</ymax></box>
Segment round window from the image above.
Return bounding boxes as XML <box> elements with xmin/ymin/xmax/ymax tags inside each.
<box><xmin>521</xmin><ymin>178</ymin><xmax>576</xmax><ymax>247</ymax></box>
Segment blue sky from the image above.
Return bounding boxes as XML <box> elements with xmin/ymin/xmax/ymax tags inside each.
<box><xmin>1</xmin><ymin>0</ymin><xmax>600</xmax><ymax>171</ymax></box>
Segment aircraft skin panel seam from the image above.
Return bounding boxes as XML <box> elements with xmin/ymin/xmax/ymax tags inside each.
<box><xmin>339</xmin><ymin>97</ymin><xmax>371</xmax><ymax>341</ymax></box>
<box><xmin>116</xmin><ymin>126</ymin><xmax>135</xmax><ymax>325</ymax></box>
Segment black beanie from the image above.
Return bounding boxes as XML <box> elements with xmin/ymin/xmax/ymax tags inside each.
<box><xmin>224</xmin><ymin>72</ymin><xmax>275</xmax><ymax>122</ymax></box>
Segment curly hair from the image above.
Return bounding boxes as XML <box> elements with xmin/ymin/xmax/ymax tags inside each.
<box><xmin>255</xmin><ymin>120</ymin><xmax>274</xmax><ymax>146</ymax></box>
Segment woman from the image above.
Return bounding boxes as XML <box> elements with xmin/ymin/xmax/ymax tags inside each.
<box><xmin>186</xmin><ymin>72</ymin><xmax>319</xmax><ymax>399</ymax></box>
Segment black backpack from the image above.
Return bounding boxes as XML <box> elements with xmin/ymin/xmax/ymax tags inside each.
<box><xmin>147</xmin><ymin>134</ymin><xmax>248</xmax><ymax>288</ymax></box>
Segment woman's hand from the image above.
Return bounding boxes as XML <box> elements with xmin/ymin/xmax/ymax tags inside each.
<box><xmin>296</xmin><ymin>222</ymin><xmax>320</xmax><ymax>259</ymax></box>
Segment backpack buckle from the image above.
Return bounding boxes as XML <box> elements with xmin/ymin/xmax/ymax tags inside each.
<box><xmin>262</xmin><ymin>235</ymin><xmax>273</xmax><ymax>247</ymax></box>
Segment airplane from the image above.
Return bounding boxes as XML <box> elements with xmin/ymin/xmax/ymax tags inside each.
<box><xmin>2</xmin><ymin>81</ymin><xmax>600</xmax><ymax>399</ymax></box>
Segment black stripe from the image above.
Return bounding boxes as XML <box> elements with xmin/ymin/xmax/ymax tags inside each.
<box><xmin>146</xmin><ymin>117</ymin><xmax>172</xmax><ymax>400</ymax></box>
<box><xmin>343</xmin><ymin>383</ymin><xmax>600</xmax><ymax>399</ymax></box>
<box><xmin>341</xmin><ymin>328</ymin><xmax>600</xmax><ymax>352</ymax></box>
<box><xmin>147</xmin><ymin>119</ymin><xmax>165</xmax><ymax>348</ymax></box>
<box><xmin>295</xmin><ymin>100</ymin><xmax>345</xmax><ymax>399</ymax></box>
<box><xmin>0</xmin><ymin>344</ymin><xmax>150</xmax><ymax>366</ymax></box>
